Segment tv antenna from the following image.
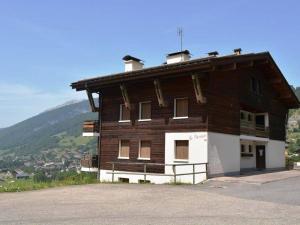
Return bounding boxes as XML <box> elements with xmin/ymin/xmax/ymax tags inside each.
<box><xmin>177</xmin><ymin>27</ymin><xmax>183</xmax><ymax>52</ymax></box>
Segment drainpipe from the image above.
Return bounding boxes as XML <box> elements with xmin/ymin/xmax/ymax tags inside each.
<box><xmin>97</xmin><ymin>93</ymin><xmax>103</xmax><ymax>180</ymax></box>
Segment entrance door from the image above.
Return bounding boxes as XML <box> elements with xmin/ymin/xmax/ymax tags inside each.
<box><xmin>256</xmin><ymin>145</ymin><xmax>266</xmax><ymax>170</ymax></box>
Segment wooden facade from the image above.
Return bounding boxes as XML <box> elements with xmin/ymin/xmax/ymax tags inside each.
<box><xmin>72</xmin><ymin>52</ymin><xmax>299</xmax><ymax>174</ymax></box>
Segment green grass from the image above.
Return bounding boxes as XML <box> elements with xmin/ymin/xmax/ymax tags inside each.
<box><xmin>0</xmin><ymin>172</ymin><xmax>99</xmax><ymax>193</ymax></box>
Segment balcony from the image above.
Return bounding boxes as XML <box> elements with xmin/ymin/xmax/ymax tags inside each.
<box><xmin>240</xmin><ymin>115</ymin><xmax>269</xmax><ymax>138</ymax></box>
<box><xmin>82</xmin><ymin>120</ymin><xmax>99</xmax><ymax>136</ymax></box>
<box><xmin>80</xmin><ymin>154</ymin><xmax>98</xmax><ymax>172</ymax></box>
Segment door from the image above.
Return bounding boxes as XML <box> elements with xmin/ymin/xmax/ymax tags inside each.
<box><xmin>256</xmin><ymin>145</ymin><xmax>266</xmax><ymax>170</ymax></box>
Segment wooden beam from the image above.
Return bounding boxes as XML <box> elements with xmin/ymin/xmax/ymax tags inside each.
<box><xmin>154</xmin><ymin>79</ymin><xmax>166</xmax><ymax>107</ymax></box>
<box><xmin>238</xmin><ymin>61</ymin><xmax>254</xmax><ymax>68</ymax></box>
<box><xmin>86</xmin><ymin>90</ymin><xmax>99</xmax><ymax>112</ymax></box>
<box><xmin>216</xmin><ymin>63</ymin><xmax>237</xmax><ymax>71</ymax></box>
<box><xmin>191</xmin><ymin>74</ymin><xmax>206</xmax><ymax>104</ymax></box>
<box><xmin>120</xmin><ymin>84</ymin><xmax>131</xmax><ymax>109</ymax></box>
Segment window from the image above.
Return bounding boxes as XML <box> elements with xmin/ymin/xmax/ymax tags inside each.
<box><xmin>251</xmin><ymin>77</ymin><xmax>262</xmax><ymax>95</ymax></box>
<box><xmin>240</xmin><ymin>112</ymin><xmax>245</xmax><ymax>120</ymax></box>
<box><xmin>248</xmin><ymin>114</ymin><xmax>252</xmax><ymax>122</ymax></box>
<box><xmin>251</xmin><ymin>77</ymin><xmax>257</xmax><ymax>93</ymax></box>
<box><xmin>119</xmin><ymin>140</ymin><xmax>130</xmax><ymax>159</ymax></box>
<box><xmin>119</xmin><ymin>104</ymin><xmax>130</xmax><ymax>121</ymax></box>
<box><xmin>139</xmin><ymin>102</ymin><xmax>151</xmax><ymax>120</ymax></box>
<box><xmin>175</xmin><ymin>140</ymin><xmax>189</xmax><ymax>160</ymax></box>
<box><xmin>241</xmin><ymin>144</ymin><xmax>245</xmax><ymax>153</ymax></box>
<box><xmin>249</xmin><ymin>145</ymin><xmax>253</xmax><ymax>153</ymax></box>
<box><xmin>139</xmin><ymin>140</ymin><xmax>151</xmax><ymax>160</ymax></box>
<box><xmin>174</xmin><ymin>98</ymin><xmax>188</xmax><ymax>118</ymax></box>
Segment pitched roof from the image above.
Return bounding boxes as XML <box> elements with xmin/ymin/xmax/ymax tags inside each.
<box><xmin>71</xmin><ymin>52</ymin><xmax>299</xmax><ymax>108</ymax></box>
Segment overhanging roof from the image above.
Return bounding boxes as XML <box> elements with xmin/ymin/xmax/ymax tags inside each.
<box><xmin>71</xmin><ymin>52</ymin><xmax>299</xmax><ymax>109</ymax></box>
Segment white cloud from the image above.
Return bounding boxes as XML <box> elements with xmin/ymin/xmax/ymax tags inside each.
<box><xmin>0</xmin><ymin>83</ymin><xmax>85</xmax><ymax>128</ymax></box>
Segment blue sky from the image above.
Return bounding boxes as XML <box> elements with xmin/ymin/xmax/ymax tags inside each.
<box><xmin>0</xmin><ymin>0</ymin><xmax>300</xmax><ymax>127</ymax></box>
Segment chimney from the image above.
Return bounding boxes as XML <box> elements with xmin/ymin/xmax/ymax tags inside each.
<box><xmin>122</xmin><ymin>55</ymin><xmax>144</xmax><ymax>72</ymax></box>
<box><xmin>234</xmin><ymin>48</ymin><xmax>242</xmax><ymax>55</ymax></box>
<box><xmin>207</xmin><ymin>51</ymin><xmax>219</xmax><ymax>57</ymax></box>
<box><xmin>166</xmin><ymin>50</ymin><xmax>191</xmax><ymax>64</ymax></box>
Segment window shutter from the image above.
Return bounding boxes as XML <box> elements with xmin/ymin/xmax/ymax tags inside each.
<box><xmin>175</xmin><ymin>140</ymin><xmax>189</xmax><ymax>160</ymax></box>
<box><xmin>140</xmin><ymin>141</ymin><xmax>151</xmax><ymax>159</ymax></box>
<box><xmin>141</xmin><ymin>102</ymin><xmax>151</xmax><ymax>119</ymax></box>
<box><xmin>121</xmin><ymin>104</ymin><xmax>130</xmax><ymax>121</ymax></box>
<box><xmin>120</xmin><ymin>140</ymin><xmax>130</xmax><ymax>158</ymax></box>
<box><xmin>176</xmin><ymin>98</ymin><xmax>188</xmax><ymax>117</ymax></box>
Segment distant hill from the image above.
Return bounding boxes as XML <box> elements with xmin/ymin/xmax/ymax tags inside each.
<box><xmin>0</xmin><ymin>100</ymin><xmax>97</xmax><ymax>158</ymax></box>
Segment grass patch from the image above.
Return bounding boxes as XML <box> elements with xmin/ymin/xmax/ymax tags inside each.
<box><xmin>0</xmin><ymin>171</ymin><xmax>99</xmax><ymax>193</ymax></box>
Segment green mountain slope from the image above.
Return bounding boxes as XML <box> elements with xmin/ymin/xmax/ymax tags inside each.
<box><xmin>0</xmin><ymin>100</ymin><xmax>97</xmax><ymax>158</ymax></box>
<box><xmin>287</xmin><ymin>86</ymin><xmax>300</xmax><ymax>160</ymax></box>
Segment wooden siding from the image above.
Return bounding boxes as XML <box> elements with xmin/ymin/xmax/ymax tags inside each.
<box><xmin>96</xmin><ymin>68</ymin><xmax>289</xmax><ymax>173</ymax></box>
<box><xmin>99</xmin><ymin>75</ymin><xmax>208</xmax><ymax>172</ymax></box>
<box><xmin>239</xmin><ymin>68</ymin><xmax>288</xmax><ymax>141</ymax></box>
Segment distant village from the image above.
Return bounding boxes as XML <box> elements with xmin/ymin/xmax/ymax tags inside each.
<box><xmin>0</xmin><ymin>148</ymin><xmax>86</xmax><ymax>181</ymax></box>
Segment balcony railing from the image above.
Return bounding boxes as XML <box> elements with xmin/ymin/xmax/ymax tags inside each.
<box><xmin>80</xmin><ymin>154</ymin><xmax>98</xmax><ymax>168</ymax></box>
<box><xmin>83</xmin><ymin>120</ymin><xmax>99</xmax><ymax>136</ymax></box>
<box><xmin>240</xmin><ymin>120</ymin><xmax>269</xmax><ymax>138</ymax></box>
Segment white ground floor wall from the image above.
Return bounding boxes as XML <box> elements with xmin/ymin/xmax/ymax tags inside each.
<box><xmin>97</xmin><ymin>132</ymin><xmax>286</xmax><ymax>184</ymax></box>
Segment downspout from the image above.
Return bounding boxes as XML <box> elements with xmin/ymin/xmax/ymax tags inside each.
<box><xmin>97</xmin><ymin>93</ymin><xmax>103</xmax><ymax>180</ymax></box>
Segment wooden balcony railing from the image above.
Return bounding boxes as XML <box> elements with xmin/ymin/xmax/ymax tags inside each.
<box><xmin>83</xmin><ymin>120</ymin><xmax>99</xmax><ymax>133</ymax></box>
<box><xmin>240</xmin><ymin>120</ymin><xmax>269</xmax><ymax>138</ymax></box>
<box><xmin>80</xmin><ymin>154</ymin><xmax>98</xmax><ymax>168</ymax></box>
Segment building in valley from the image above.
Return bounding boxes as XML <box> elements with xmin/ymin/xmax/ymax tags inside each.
<box><xmin>71</xmin><ymin>49</ymin><xmax>299</xmax><ymax>184</ymax></box>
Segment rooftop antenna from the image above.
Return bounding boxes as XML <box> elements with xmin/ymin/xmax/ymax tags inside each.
<box><xmin>177</xmin><ymin>27</ymin><xmax>183</xmax><ymax>61</ymax></box>
<box><xmin>177</xmin><ymin>27</ymin><xmax>183</xmax><ymax>52</ymax></box>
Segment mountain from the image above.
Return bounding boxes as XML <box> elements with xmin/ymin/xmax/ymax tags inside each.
<box><xmin>0</xmin><ymin>100</ymin><xmax>97</xmax><ymax>160</ymax></box>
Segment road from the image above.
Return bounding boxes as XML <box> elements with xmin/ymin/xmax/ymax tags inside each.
<box><xmin>1</xmin><ymin>172</ymin><xmax>300</xmax><ymax>225</ymax></box>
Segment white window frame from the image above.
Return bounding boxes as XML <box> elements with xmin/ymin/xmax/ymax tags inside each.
<box><xmin>138</xmin><ymin>140</ymin><xmax>151</xmax><ymax>160</ymax></box>
<box><xmin>174</xmin><ymin>140</ymin><xmax>189</xmax><ymax>162</ymax></box>
<box><xmin>119</xmin><ymin>104</ymin><xmax>130</xmax><ymax>123</ymax></box>
<box><xmin>173</xmin><ymin>98</ymin><xmax>189</xmax><ymax>119</ymax></box>
<box><xmin>118</xmin><ymin>140</ymin><xmax>130</xmax><ymax>159</ymax></box>
<box><xmin>138</xmin><ymin>101</ymin><xmax>152</xmax><ymax>121</ymax></box>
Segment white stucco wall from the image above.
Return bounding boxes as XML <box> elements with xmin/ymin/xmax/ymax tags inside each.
<box><xmin>266</xmin><ymin>140</ymin><xmax>285</xmax><ymax>169</ymax></box>
<box><xmin>207</xmin><ymin>132</ymin><xmax>240</xmax><ymax>176</ymax></box>
<box><xmin>164</xmin><ymin>132</ymin><xmax>208</xmax><ymax>183</ymax></box>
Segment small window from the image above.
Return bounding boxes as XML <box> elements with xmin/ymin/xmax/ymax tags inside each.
<box><xmin>139</xmin><ymin>141</ymin><xmax>151</xmax><ymax>159</ymax></box>
<box><xmin>120</xmin><ymin>104</ymin><xmax>130</xmax><ymax>121</ymax></box>
<box><xmin>119</xmin><ymin>140</ymin><xmax>130</xmax><ymax>158</ymax></box>
<box><xmin>248</xmin><ymin>114</ymin><xmax>252</xmax><ymax>122</ymax></box>
<box><xmin>139</xmin><ymin>102</ymin><xmax>151</xmax><ymax>120</ymax></box>
<box><xmin>241</xmin><ymin>144</ymin><xmax>245</xmax><ymax>153</ymax></box>
<box><xmin>240</xmin><ymin>112</ymin><xmax>245</xmax><ymax>120</ymax></box>
<box><xmin>257</xmin><ymin>80</ymin><xmax>262</xmax><ymax>95</ymax></box>
<box><xmin>249</xmin><ymin>145</ymin><xmax>253</xmax><ymax>153</ymax></box>
<box><xmin>175</xmin><ymin>140</ymin><xmax>189</xmax><ymax>160</ymax></box>
<box><xmin>251</xmin><ymin>77</ymin><xmax>257</xmax><ymax>93</ymax></box>
<box><xmin>251</xmin><ymin>77</ymin><xmax>262</xmax><ymax>95</ymax></box>
<box><xmin>174</xmin><ymin>98</ymin><xmax>188</xmax><ymax>118</ymax></box>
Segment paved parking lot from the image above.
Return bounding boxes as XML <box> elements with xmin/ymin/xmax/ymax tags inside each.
<box><xmin>1</xmin><ymin>170</ymin><xmax>300</xmax><ymax>225</ymax></box>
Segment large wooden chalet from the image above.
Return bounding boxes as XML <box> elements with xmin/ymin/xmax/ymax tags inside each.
<box><xmin>71</xmin><ymin>49</ymin><xmax>299</xmax><ymax>184</ymax></box>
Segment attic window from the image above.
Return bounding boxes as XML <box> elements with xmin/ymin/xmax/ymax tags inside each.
<box><xmin>251</xmin><ymin>77</ymin><xmax>262</xmax><ymax>95</ymax></box>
